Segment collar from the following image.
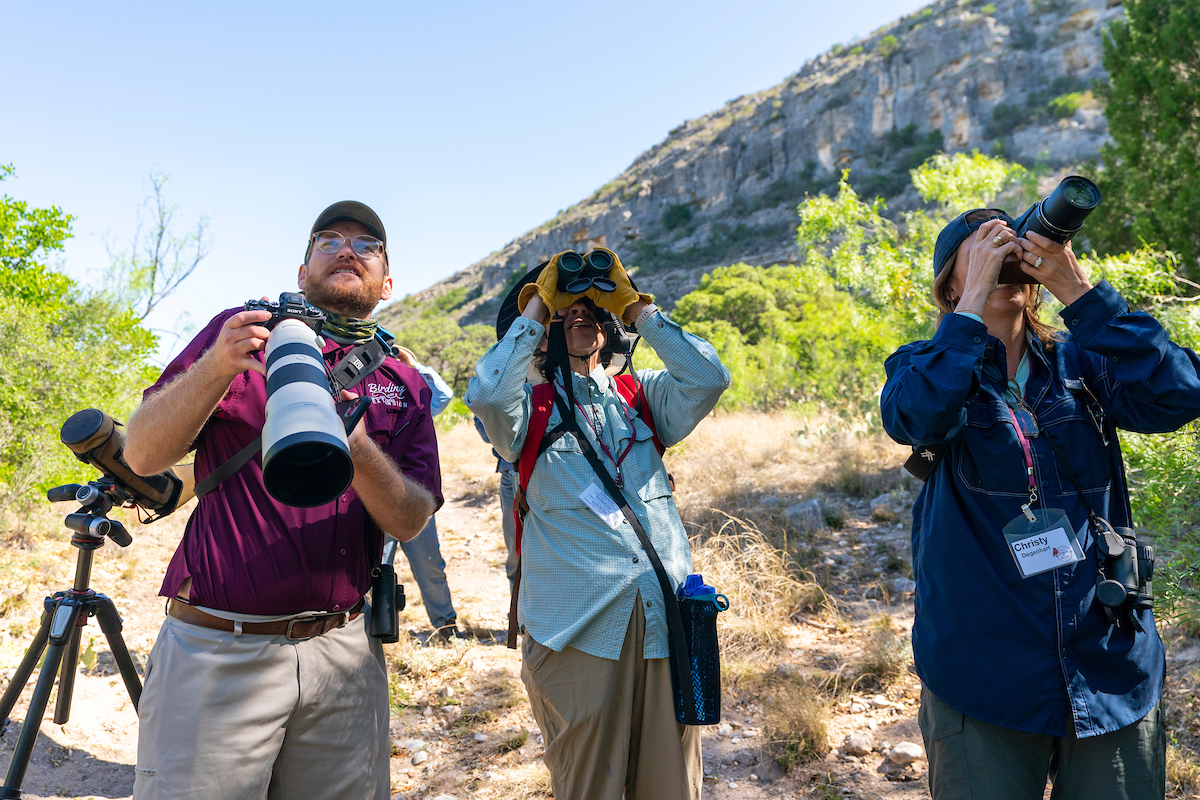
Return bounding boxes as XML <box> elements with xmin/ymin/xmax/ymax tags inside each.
<box><xmin>589</xmin><ymin>364</ymin><xmax>610</xmax><ymax>393</ymax></box>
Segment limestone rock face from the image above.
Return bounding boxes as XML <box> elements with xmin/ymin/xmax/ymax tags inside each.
<box><xmin>382</xmin><ymin>0</ymin><xmax>1121</xmax><ymax>329</ymax></box>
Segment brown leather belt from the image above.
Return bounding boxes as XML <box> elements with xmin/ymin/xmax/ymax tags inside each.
<box><xmin>167</xmin><ymin>598</ymin><xmax>365</xmax><ymax>641</ymax></box>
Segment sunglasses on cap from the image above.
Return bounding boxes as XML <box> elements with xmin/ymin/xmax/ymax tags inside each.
<box><xmin>310</xmin><ymin>230</ymin><xmax>385</xmax><ymax>258</ymax></box>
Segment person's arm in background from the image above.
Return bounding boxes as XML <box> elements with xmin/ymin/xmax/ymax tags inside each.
<box><xmin>395</xmin><ymin>345</ymin><xmax>454</xmax><ymax>417</ymax></box>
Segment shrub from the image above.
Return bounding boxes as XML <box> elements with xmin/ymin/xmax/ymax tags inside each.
<box><xmin>662</xmin><ymin>203</ymin><xmax>693</xmax><ymax>232</ymax></box>
<box><xmin>878</xmin><ymin>35</ymin><xmax>900</xmax><ymax>58</ymax></box>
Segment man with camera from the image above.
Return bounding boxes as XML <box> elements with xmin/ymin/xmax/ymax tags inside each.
<box><xmin>467</xmin><ymin>250</ymin><xmax>730</xmax><ymax>800</ymax></box>
<box><xmin>123</xmin><ymin>201</ymin><xmax>441</xmax><ymax>800</ymax></box>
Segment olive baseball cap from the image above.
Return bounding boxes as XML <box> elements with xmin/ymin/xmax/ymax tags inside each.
<box><xmin>933</xmin><ymin>208</ymin><xmax>1014</xmax><ymax>279</ymax></box>
<box><xmin>304</xmin><ymin>201</ymin><xmax>388</xmax><ymax>263</ymax></box>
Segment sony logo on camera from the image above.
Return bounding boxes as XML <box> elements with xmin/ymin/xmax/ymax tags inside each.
<box><xmin>244</xmin><ymin>291</ymin><xmax>325</xmax><ymax>334</ymax></box>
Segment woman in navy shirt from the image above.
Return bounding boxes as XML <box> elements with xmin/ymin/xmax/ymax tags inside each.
<box><xmin>881</xmin><ymin>209</ymin><xmax>1200</xmax><ymax>800</ymax></box>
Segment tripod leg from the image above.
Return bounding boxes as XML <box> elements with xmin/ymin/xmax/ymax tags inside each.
<box><xmin>92</xmin><ymin>596</ymin><xmax>142</xmax><ymax>710</ymax></box>
<box><xmin>51</xmin><ymin>622</ymin><xmax>83</xmax><ymax>726</ymax></box>
<box><xmin>1</xmin><ymin>641</ymin><xmax>69</xmax><ymax>799</ymax></box>
<box><xmin>0</xmin><ymin>611</ymin><xmax>50</xmax><ymax>729</ymax></box>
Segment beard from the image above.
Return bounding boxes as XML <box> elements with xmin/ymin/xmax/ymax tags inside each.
<box><xmin>303</xmin><ymin>273</ymin><xmax>384</xmax><ymax>319</ymax></box>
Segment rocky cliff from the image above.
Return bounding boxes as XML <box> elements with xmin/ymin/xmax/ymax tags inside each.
<box><xmin>381</xmin><ymin>0</ymin><xmax>1121</xmax><ymax>331</ymax></box>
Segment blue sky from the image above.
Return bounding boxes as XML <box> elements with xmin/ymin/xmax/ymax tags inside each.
<box><xmin>3</xmin><ymin>0</ymin><xmax>929</xmax><ymax>359</ymax></box>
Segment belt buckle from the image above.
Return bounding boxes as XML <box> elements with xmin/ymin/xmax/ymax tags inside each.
<box><xmin>285</xmin><ymin>615</ymin><xmax>323</xmax><ymax>642</ymax></box>
<box><xmin>285</xmin><ymin>612</ymin><xmax>346</xmax><ymax>641</ymax></box>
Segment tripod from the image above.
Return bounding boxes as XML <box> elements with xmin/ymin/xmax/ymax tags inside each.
<box><xmin>0</xmin><ymin>480</ymin><xmax>144</xmax><ymax>799</ymax></box>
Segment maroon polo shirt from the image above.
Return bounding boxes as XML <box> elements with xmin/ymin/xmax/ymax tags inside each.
<box><xmin>146</xmin><ymin>308</ymin><xmax>443</xmax><ymax>615</ymax></box>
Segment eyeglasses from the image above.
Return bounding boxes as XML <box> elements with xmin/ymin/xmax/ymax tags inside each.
<box><xmin>311</xmin><ymin>230</ymin><xmax>384</xmax><ymax>258</ymax></box>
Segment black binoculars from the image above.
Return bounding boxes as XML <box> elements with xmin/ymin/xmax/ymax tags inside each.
<box><xmin>557</xmin><ymin>249</ymin><xmax>617</xmax><ymax>294</ymax></box>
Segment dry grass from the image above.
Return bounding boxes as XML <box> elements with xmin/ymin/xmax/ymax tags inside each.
<box><xmin>760</xmin><ymin>676</ymin><xmax>834</xmax><ymax>770</ymax></box>
<box><xmin>488</xmin><ymin>761</ymin><xmax>552</xmax><ymax>799</ymax></box>
<box><xmin>664</xmin><ymin>411</ymin><xmax>910</xmax><ymax>549</ymax></box>
<box><xmin>691</xmin><ymin>515</ymin><xmax>831</xmax><ymax>665</ymax></box>
<box><xmin>384</xmin><ymin>634</ymin><xmax>473</xmax><ymax>682</ymax></box>
<box><xmin>1168</xmin><ymin>741</ymin><xmax>1200</xmax><ymax>798</ymax></box>
<box><xmin>435</xmin><ymin>419</ymin><xmax>502</xmax><ymax>488</ymax></box>
<box><xmin>854</xmin><ymin>614</ymin><xmax>912</xmax><ymax>690</ymax></box>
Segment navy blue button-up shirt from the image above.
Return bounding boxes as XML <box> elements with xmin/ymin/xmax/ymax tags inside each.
<box><xmin>881</xmin><ymin>281</ymin><xmax>1200</xmax><ymax>737</ymax></box>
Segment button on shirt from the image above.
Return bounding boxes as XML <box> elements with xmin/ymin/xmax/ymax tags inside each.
<box><xmin>467</xmin><ymin>311</ymin><xmax>730</xmax><ymax>660</ymax></box>
<box><xmin>881</xmin><ymin>281</ymin><xmax>1200</xmax><ymax>737</ymax></box>
<box><xmin>147</xmin><ymin>308</ymin><xmax>444</xmax><ymax>616</ymax></box>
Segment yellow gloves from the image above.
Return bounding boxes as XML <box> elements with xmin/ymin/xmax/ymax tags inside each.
<box><xmin>518</xmin><ymin>252</ymin><xmax>580</xmax><ymax>324</ymax></box>
<box><xmin>517</xmin><ymin>248</ymin><xmax>653</xmax><ymax>325</ymax></box>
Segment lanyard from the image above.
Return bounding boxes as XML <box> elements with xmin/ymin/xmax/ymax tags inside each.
<box><xmin>1007</xmin><ymin>406</ymin><xmax>1039</xmax><ymax>521</ymax></box>
<box><xmin>560</xmin><ymin>381</ymin><xmax>637</xmax><ymax>486</ymax></box>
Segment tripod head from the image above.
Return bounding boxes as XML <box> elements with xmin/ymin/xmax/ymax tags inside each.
<box><xmin>48</xmin><ymin>480</ymin><xmax>133</xmax><ymax>548</ymax></box>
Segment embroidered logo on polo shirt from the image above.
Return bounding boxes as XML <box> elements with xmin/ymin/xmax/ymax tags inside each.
<box><xmin>367</xmin><ymin>382</ymin><xmax>408</xmax><ymax>408</ymax></box>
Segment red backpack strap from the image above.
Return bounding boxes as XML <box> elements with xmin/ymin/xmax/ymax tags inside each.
<box><xmin>514</xmin><ymin>382</ymin><xmax>556</xmax><ymax>554</ymax></box>
<box><xmin>614</xmin><ymin>374</ymin><xmax>664</xmax><ymax>456</ymax></box>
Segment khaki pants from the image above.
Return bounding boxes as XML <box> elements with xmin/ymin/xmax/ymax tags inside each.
<box><xmin>520</xmin><ymin>597</ymin><xmax>702</xmax><ymax>800</ymax></box>
<box><xmin>133</xmin><ymin>609</ymin><xmax>390</xmax><ymax>800</ymax></box>
<box><xmin>920</xmin><ymin>686</ymin><xmax>1166</xmax><ymax>800</ymax></box>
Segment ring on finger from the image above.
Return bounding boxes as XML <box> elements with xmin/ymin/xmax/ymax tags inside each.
<box><xmin>1034</xmin><ymin>256</ymin><xmax>1043</xmax><ymax>268</ymax></box>
<box><xmin>992</xmin><ymin>234</ymin><xmax>1004</xmax><ymax>245</ymax></box>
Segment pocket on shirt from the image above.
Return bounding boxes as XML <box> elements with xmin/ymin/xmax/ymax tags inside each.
<box><xmin>1039</xmin><ymin>390</ymin><xmax>1112</xmax><ymax>493</ymax></box>
<box><xmin>954</xmin><ymin>399</ymin><xmax>1032</xmax><ymax>496</ymax></box>
<box><xmin>636</xmin><ymin>467</ymin><xmax>674</xmax><ymax>503</ymax></box>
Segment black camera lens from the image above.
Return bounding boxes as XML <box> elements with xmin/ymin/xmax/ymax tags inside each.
<box><xmin>1061</xmin><ymin>177</ymin><xmax>1101</xmax><ymax>210</ymax></box>
<box><xmin>557</xmin><ymin>251</ymin><xmax>585</xmax><ymax>275</ymax></box>
<box><xmin>587</xmin><ymin>250</ymin><xmax>613</xmax><ymax>272</ymax></box>
<box><xmin>1039</xmin><ymin>175</ymin><xmax>1102</xmax><ymax>239</ymax></box>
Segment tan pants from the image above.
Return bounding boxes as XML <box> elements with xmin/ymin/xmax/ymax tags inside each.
<box><xmin>133</xmin><ymin>609</ymin><xmax>389</xmax><ymax>800</ymax></box>
<box><xmin>520</xmin><ymin>597</ymin><xmax>702</xmax><ymax>800</ymax></box>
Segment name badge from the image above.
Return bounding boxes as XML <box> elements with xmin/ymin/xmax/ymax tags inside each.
<box><xmin>580</xmin><ymin>483</ymin><xmax>624</xmax><ymax>529</ymax></box>
<box><xmin>1002</xmin><ymin>508</ymin><xmax>1084</xmax><ymax>578</ymax></box>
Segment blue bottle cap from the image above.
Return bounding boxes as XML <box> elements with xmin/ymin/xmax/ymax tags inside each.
<box><xmin>682</xmin><ymin>573</ymin><xmax>716</xmax><ymax>598</ymax></box>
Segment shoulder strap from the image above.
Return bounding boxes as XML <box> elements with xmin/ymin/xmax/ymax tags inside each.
<box><xmin>613</xmin><ymin>374</ymin><xmax>665</xmax><ymax>455</ymax></box>
<box><xmin>514</xmin><ymin>383</ymin><xmax>556</xmax><ymax>549</ymax></box>
<box><xmin>547</xmin><ymin>381</ymin><xmax>699</xmax><ymax>723</ymax></box>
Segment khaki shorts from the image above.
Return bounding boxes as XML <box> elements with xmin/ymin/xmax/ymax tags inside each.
<box><xmin>133</xmin><ymin>608</ymin><xmax>389</xmax><ymax>800</ymax></box>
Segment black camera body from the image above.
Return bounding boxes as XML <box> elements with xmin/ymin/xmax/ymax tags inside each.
<box><xmin>998</xmin><ymin>175</ymin><xmax>1103</xmax><ymax>284</ymax></box>
<box><xmin>244</xmin><ymin>291</ymin><xmax>325</xmax><ymax>334</ymax></box>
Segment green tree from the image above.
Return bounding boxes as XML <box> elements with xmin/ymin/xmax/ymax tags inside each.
<box><xmin>1088</xmin><ymin>0</ymin><xmax>1200</xmax><ymax>274</ymax></box>
<box><xmin>0</xmin><ymin>166</ymin><xmax>157</xmax><ymax>516</ymax></box>
<box><xmin>390</xmin><ymin>315</ymin><xmax>493</xmax><ymax>396</ymax></box>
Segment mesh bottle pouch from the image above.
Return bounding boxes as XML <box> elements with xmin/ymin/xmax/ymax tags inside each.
<box><xmin>674</xmin><ymin>574</ymin><xmax>730</xmax><ymax>725</ymax></box>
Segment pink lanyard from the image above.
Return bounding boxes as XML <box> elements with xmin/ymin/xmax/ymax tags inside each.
<box><xmin>570</xmin><ymin>390</ymin><xmax>637</xmax><ymax>487</ymax></box>
<box><xmin>1008</xmin><ymin>406</ymin><xmax>1040</xmax><ymax>521</ymax></box>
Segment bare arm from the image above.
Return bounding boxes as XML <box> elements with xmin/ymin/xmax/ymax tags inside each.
<box><xmin>124</xmin><ymin>309</ymin><xmax>272</xmax><ymax>476</ymax></box>
<box><xmin>341</xmin><ymin>389</ymin><xmax>437</xmax><ymax>541</ymax></box>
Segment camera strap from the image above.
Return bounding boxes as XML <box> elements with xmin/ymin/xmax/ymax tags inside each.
<box><xmin>546</xmin><ymin>322</ymin><xmax>699</xmax><ymax>724</ymax></box>
<box><xmin>328</xmin><ymin>331</ymin><xmax>394</xmax><ymax>395</ymax></box>
<box><xmin>194</xmin><ymin>335</ymin><xmax>393</xmax><ymax>499</ymax></box>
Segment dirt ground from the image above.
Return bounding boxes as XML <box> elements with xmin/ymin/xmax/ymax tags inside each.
<box><xmin>0</xmin><ymin>416</ymin><xmax>1197</xmax><ymax>800</ymax></box>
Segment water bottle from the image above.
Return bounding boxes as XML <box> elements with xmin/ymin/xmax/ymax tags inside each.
<box><xmin>675</xmin><ymin>573</ymin><xmax>730</xmax><ymax>725</ymax></box>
